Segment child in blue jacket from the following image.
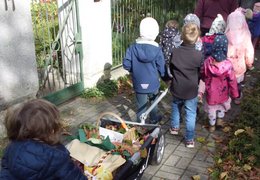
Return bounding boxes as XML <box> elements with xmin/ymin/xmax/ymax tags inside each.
<box><xmin>123</xmin><ymin>17</ymin><xmax>165</xmax><ymax>123</ymax></box>
<box><xmin>0</xmin><ymin>99</ymin><xmax>87</xmax><ymax>180</ymax></box>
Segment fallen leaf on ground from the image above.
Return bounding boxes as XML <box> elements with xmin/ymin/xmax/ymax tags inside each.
<box><xmin>192</xmin><ymin>175</ymin><xmax>200</xmax><ymax>180</ymax></box>
<box><xmin>220</xmin><ymin>171</ymin><xmax>228</xmax><ymax>179</ymax></box>
<box><xmin>243</xmin><ymin>164</ymin><xmax>252</xmax><ymax>171</ymax></box>
<box><xmin>234</xmin><ymin>129</ymin><xmax>245</xmax><ymax>136</ymax></box>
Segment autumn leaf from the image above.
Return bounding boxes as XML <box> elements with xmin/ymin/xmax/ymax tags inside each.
<box><xmin>196</xmin><ymin>137</ymin><xmax>206</xmax><ymax>143</ymax></box>
<box><xmin>217</xmin><ymin>158</ymin><xmax>222</xmax><ymax>164</ymax></box>
<box><xmin>192</xmin><ymin>175</ymin><xmax>200</xmax><ymax>180</ymax></box>
<box><xmin>245</xmin><ymin>127</ymin><xmax>254</xmax><ymax>137</ymax></box>
<box><xmin>207</xmin><ymin>167</ymin><xmax>213</xmax><ymax>173</ymax></box>
<box><xmin>220</xmin><ymin>171</ymin><xmax>228</xmax><ymax>179</ymax></box>
<box><xmin>222</xmin><ymin>126</ymin><xmax>231</xmax><ymax>133</ymax></box>
<box><xmin>243</xmin><ymin>164</ymin><xmax>252</xmax><ymax>171</ymax></box>
<box><xmin>207</xmin><ymin>142</ymin><xmax>215</xmax><ymax>147</ymax></box>
<box><xmin>234</xmin><ymin>129</ymin><xmax>245</xmax><ymax>136</ymax></box>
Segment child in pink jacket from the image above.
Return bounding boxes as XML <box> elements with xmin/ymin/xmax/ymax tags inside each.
<box><xmin>225</xmin><ymin>9</ymin><xmax>254</xmax><ymax>104</ymax></box>
<box><xmin>201</xmin><ymin>34</ymin><xmax>239</xmax><ymax>132</ymax></box>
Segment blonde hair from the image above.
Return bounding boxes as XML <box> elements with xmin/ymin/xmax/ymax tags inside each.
<box><xmin>181</xmin><ymin>23</ymin><xmax>200</xmax><ymax>44</ymax></box>
<box><xmin>165</xmin><ymin>20</ymin><xmax>179</xmax><ymax>29</ymax></box>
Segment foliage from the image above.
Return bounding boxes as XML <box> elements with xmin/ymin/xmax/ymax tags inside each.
<box><xmin>210</xmin><ymin>74</ymin><xmax>260</xmax><ymax>179</ymax></box>
<box><xmin>31</xmin><ymin>1</ymin><xmax>59</xmax><ymax>68</ymax></box>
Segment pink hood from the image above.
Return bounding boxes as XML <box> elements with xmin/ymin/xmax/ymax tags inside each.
<box><xmin>201</xmin><ymin>57</ymin><xmax>239</xmax><ymax>105</ymax></box>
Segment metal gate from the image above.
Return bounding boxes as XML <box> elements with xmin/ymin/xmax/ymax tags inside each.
<box><xmin>31</xmin><ymin>0</ymin><xmax>83</xmax><ymax>105</ymax></box>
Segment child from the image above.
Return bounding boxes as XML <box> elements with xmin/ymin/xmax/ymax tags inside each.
<box><xmin>159</xmin><ymin>20</ymin><xmax>182</xmax><ymax>79</ymax></box>
<box><xmin>183</xmin><ymin>13</ymin><xmax>203</xmax><ymax>51</ymax></box>
<box><xmin>200</xmin><ymin>34</ymin><xmax>239</xmax><ymax>132</ymax></box>
<box><xmin>169</xmin><ymin>23</ymin><xmax>203</xmax><ymax>148</ymax></box>
<box><xmin>159</xmin><ymin>19</ymin><xmax>182</xmax><ymax>64</ymax></box>
<box><xmin>123</xmin><ymin>17</ymin><xmax>165</xmax><ymax>123</ymax></box>
<box><xmin>0</xmin><ymin>99</ymin><xmax>87</xmax><ymax>179</ymax></box>
<box><xmin>246</xmin><ymin>3</ymin><xmax>260</xmax><ymax>51</ymax></box>
<box><xmin>225</xmin><ymin>9</ymin><xmax>254</xmax><ymax>104</ymax></box>
<box><xmin>198</xmin><ymin>14</ymin><xmax>226</xmax><ymax>101</ymax></box>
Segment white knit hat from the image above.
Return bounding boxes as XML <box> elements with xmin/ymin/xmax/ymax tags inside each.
<box><xmin>207</xmin><ymin>14</ymin><xmax>226</xmax><ymax>35</ymax></box>
<box><xmin>139</xmin><ymin>17</ymin><xmax>159</xmax><ymax>41</ymax></box>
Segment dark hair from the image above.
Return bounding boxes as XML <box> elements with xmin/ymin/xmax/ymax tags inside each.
<box><xmin>181</xmin><ymin>23</ymin><xmax>200</xmax><ymax>44</ymax></box>
<box><xmin>5</xmin><ymin>99</ymin><xmax>62</xmax><ymax>145</ymax></box>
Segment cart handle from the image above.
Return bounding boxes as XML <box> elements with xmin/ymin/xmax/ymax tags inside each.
<box><xmin>97</xmin><ymin>112</ymin><xmax>129</xmax><ymax>131</ymax></box>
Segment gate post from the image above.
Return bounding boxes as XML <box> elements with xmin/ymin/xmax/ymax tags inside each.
<box><xmin>0</xmin><ymin>0</ymin><xmax>38</xmax><ymax>136</ymax></box>
<box><xmin>77</xmin><ymin>0</ymin><xmax>113</xmax><ymax>88</ymax></box>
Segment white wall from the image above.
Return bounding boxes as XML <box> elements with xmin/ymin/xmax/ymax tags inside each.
<box><xmin>78</xmin><ymin>0</ymin><xmax>113</xmax><ymax>87</ymax></box>
<box><xmin>0</xmin><ymin>0</ymin><xmax>38</xmax><ymax>108</ymax></box>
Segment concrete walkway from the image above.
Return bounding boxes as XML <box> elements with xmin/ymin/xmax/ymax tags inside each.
<box><xmin>59</xmin><ymin>54</ymin><xmax>259</xmax><ymax>180</ymax></box>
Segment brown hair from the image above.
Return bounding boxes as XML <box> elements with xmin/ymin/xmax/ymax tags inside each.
<box><xmin>5</xmin><ymin>99</ymin><xmax>62</xmax><ymax>145</ymax></box>
<box><xmin>181</xmin><ymin>23</ymin><xmax>200</xmax><ymax>44</ymax></box>
<box><xmin>165</xmin><ymin>20</ymin><xmax>179</xmax><ymax>29</ymax></box>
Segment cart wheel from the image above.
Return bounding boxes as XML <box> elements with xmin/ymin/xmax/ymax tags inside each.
<box><xmin>150</xmin><ymin>132</ymin><xmax>165</xmax><ymax>165</ymax></box>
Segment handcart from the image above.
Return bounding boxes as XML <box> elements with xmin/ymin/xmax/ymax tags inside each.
<box><xmin>67</xmin><ymin>88</ymin><xmax>168</xmax><ymax>180</ymax></box>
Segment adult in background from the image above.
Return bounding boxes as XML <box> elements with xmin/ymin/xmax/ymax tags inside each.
<box><xmin>238</xmin><ymin>0</ymin><xmax>260</xmax><ymax>9</ymax></box>
<box><xmin>194</xmin><ymin>0</ymin><xmax>238</xmax><ymax>36</ymax></box>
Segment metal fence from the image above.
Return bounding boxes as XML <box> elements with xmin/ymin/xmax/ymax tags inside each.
<box><xmin>111</xmin><ymin>0</ymin><xmax>196</xmax><ymax>67</ymax></box>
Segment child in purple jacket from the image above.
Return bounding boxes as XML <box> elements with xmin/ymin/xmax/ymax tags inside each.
<box><xmin>200</xmin><ymin>34</ymin><xmax>239</xmax><ymax>132</ymax></box>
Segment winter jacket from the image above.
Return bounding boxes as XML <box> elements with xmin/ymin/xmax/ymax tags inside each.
<box><xmin>194</xmin><ymin>0</ymin><xmax>238</xmax><ymax>30</ymax></box>
<box><xmin>123</xmin><ymin>39</ymin><xmax>165</xmax><ymax>94</ymax></box>
<box><xmin>159</xmin><ymin>27</ymin><xmax>182</xmax><ymax>63</ymax></box>
<box><xmin>225</xmin><ymin>9</ymin><xmax>254</xmax><ymax>81</ymax></box>
<box><xmin>201</xmin><ymin>57</ymin><xmax>239</xmax><ymax>105</ymax></box>
<box><xmin>0</xmin><ymin>140</ymin><xmax>87</xmax><ymax>180</ymax></box>
<box><xmin>170</xmin><ymin>43</ymin><xmax>203</xmax><ymax>100</ymax></box>
<box><xmin>248</xmin><ymin>12</ymin><xmax>260</xmax><ymax>38</ymax></box>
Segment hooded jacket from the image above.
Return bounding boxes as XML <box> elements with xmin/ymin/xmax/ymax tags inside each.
<box><xmin>159</xmin><ymin>27</ymin><xmax>182</xmax><ymax>63</ymax></box>
<box><xmin>225</xmin><ymin>9</ymin><xmax>254</xmax><ymax>81</ymax></box>
<box><xmin>0</xmin><ymin>140</ymin><xmax>87</xmax><ymax>180</ymax></box>
<box><xmin>123</xmin><ymin>40</ymin><xmax>165</xmax><ymax>93</ymax></box>
<box><xmin>201</xmin><ymin>57</ymin><xmax>239</xmax><ymax>105</ymax></box>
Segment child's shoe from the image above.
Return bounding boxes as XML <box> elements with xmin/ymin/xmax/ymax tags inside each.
<box><xmin>169</xmin><ymin>127</ymin><xmax>179</xmax><ymax>135</ymax></box>
<box><xmin>185</xmin><ymin>140</ymin><xmax>195</xmax><ymax>148</ymax></box>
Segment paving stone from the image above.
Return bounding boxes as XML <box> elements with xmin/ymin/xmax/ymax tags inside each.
<box><xmin>155</xmin><ymin>170</ymin><xmax>181</xmax><ymax>180</ymax></box>
<box><xmin>173</xmin><ymin>149</ymin><xmax>196</xmax><ymax>159</ymax></box>
<box><xmin>160</xmin><ymin>164</ymin><xmax>185</xmax><ymax>175</ymax></box>
<box><xmin>175</xmin><ymin>157</ymin><xmax>193</xmax><ymax>169</ymax></box>
<box><xmin>164</xmin><ymin>155</ymin><xmax>181</xmax><ymax>166</ymax></box>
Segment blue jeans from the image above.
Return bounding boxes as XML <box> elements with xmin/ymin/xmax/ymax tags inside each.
<box><xmin>136</xmin><ymin>91</ymin><xmax>160</xmax><ymax>123</ymax></box>
<box><xmin>170</xmin><ymin>97</ymin><xmax>198</xmax><ymax>141</ymax></box>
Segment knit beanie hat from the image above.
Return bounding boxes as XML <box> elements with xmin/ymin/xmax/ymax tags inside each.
<box><xmin>184</xmin><ymin>13</ymin><xmax>200</xmax><ymax>28</ymax></box>
<box><xmin>211</xmin><ymin>34</ymin><xmax>228</xmax><ymax>62</ymax></box>
<box><xmin>139</xmin><ymin>17</ymin><xmax>159</xmax><ymax>41</ymax></box>
<box><xmin>207</xmin><ymin>14</ymin><xmax>226</xmax><ymax>35</ymax></box>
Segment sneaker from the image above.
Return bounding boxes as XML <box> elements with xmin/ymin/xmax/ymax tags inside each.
<box><xmin>169</xmin><ymin>127</ymin><xmax>179</xmax><ymax>135</ymax></box>
<box><xmin>186</xmin><ymin>140</ymin><xmax>195</xmax><ymax>148</ymax></box>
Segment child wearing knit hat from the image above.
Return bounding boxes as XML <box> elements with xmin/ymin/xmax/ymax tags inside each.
<box><xmin>123</xmin><ymin>17</ymin><xmax>165</xmax><ymax>123</ymax></box>
<box><xmin>200</xmin><ymin>34</ymin><xmax>239</xmax><ymax>132</ymax></box>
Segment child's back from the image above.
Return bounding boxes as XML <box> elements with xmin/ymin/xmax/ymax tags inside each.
<box><xmin>225</xmin><ymin>9</ymin><xmax>254</xmax><ymax>83</ymax></box>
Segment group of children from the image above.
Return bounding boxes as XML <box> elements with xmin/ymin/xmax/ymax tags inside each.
<box><xmin>123</xmin><ymin>8</ymin><xmax>255</xmax><ymax>148</ymax></box>
<box><xmin>0</xmin><ymin>6</ymin><xmax>257</xmax><ymax>179</ymax></box>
